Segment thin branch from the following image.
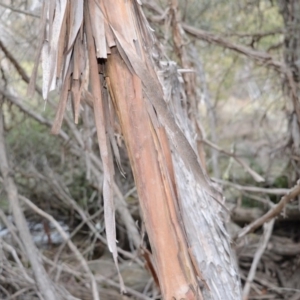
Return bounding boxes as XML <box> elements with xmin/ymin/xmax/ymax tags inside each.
<box><xmin>236</xmin><ymin>181</ymin><xmax>300</xmax><ymax>240</ymax></box>
<box><xmin>0</xmin><ymin>39</ymin><xmax>42</xmax><ymax>96</ymax></box>
<box><xmin>41</xmin><ymin>254</ymin><xmax>153</xmax><ymax>300</ymax></box>
<box><xmin>183</xmin><ymin>23</ymin><xmax>284</xmax><ymax>71</ymax></box>
<box><xmin>33</xmin><ymin>164</ymin><xmax>143</xmax><ymax>266</ymax></box>
<box><xmin>224</xmin><ymin>28</ymin><xmax>284</xmax><ymax>38</ymax></box>
<box><xmin>0</xmin><ymin>106</ymin><xmax>58</xmax><ymax>300</ymax></box>
<box><xmin>203</xmin><ymin>138</ymin><xmax>265</xmax><ymax>182</ymax></box>
<box><xmin>19</xmin><ymin>195</ymin><xmax>100</xmax><ymax>300</ymax></box>
<box><xmin>144</xmin><ymin>1</ymin><xmax>284</xmax><ymax>71</ymax></box>
<box><xmin>0</xmin><ymin>3</ymin><xmax>39</xmax><ymax>18</ymax></box>
<box><xmin>0</xmin><ymin>239</ymin><xmax>34</xmax><ymax>284</ymax></box>
<box><xmin>0</xmin><ymin>88</ymin><xmax>69</xmax><ymax>139</ymax></box>
<box><xmin>242</xmin><ymin>219</ymin><xmax>275</xmax><ymax>300</ymax></box>
<box><xmin>214</xmin><ymin>178</ymin><xmax>290</xmax><ymax>195</ymax></box>
<box><xmin>145</xmin><ymin>1</ymin><xmax>300</xmax><ymax>143</ymax></box>
<box><xmin>0</xmin><ymin>208</ymin><xmax>26</xmax><ymax>255</ymax></box>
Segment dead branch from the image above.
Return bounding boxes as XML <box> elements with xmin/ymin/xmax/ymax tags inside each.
<box><xmin>183</xmin><ymin>24</ymin><xmax>283</xmax><ymax>70</ymax></box>
<box><xmin>242</xmin><ymin>219</ymin><xmax>275</xmax><ymax>300</ymax></box>
<box><xmin>41</xmin><ymin>255</ymin><xmax>153</xmax><ymax>300</ymax></box>
<box><xmin>0</xmin><ymin>88</ymin><xmax>69</xmax><ymax>140</ymax></box>
<box><xmin>0</xmin><ymin>3</ymin><xmax>39</xmax><ymax>18</ymax></box>
<box><xmin>203</xmin><ymin>139</ymin><xmax>265</xmax><ymax>182</ymax></box>
<box><xmin>0</xmin><ymin>208</ymin><xmax>26</xmax><ymax>255</ymax></box>
<box><xmin>32</xmin><ymin>164</ymin><xmax>142</xmax><ymax>265</ymax></box>
<box><xmin>215</xmin><ymin>178</ymin><xmax>290</xmax><ymax>195</ymax></box>
<box><xmin>0</xmin><ymin>39</ymin><xmax>42</xmax><ymax>95</ymax></box>
<box><xmin>0</xmin><ymin>106</ymin><xmax>58</xmax><ymax>299</ymax></box>
<box><xmin>0</xmin><ymin>239</ymin><xmax>34</xmax><ymax>284</ymax></box>
<box><xmin>269</xmin><ymin>236</ymin><xmax>300</xmax><ymax>256</ymax></box>
<box><xmin>236</xmin><ymin>180</ymin><xmax>300</xmax><ymax>240</ymax></box>
<box><xmin>224</xmin><ymin>28</ymin><xmax>284</xmax><ymax>39</ymax></box>
<box><xmin>19</xmin><ymin>194</ymin><xmax>100</xmax><ymax>300</ymax></box>
<box><xmin>0</xmin><ymin>88</ymin><xmax>141</xmax><ymax>252</ymax></box>
<box><xmin>144</xmin><ymin>1</ymin><xmax>284</xmax><ymax>71</ymax></box>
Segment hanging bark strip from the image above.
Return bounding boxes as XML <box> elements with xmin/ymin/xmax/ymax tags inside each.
<box><xmin>84</xmin><ymin>2</ymin><xmax>124</xmax><ymax>291</ymax></box>
<box><xmin>31</xmin><ymin>0</ymin><xmax>241</xmax><ymax>299</ymax></box>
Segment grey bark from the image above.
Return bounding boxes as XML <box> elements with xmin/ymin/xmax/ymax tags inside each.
<box><xmin>278</xmin><ymin>0</ymin><xmax>300</xmax><ymax>161</ymax></box>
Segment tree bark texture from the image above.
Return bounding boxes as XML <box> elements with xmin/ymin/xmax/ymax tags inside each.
<box><xmin>278</xmin><ymin>0</ymin><xmax>300</xmax><ymax>161</ymax></box>
<box><xmin>33</xmin><ymin>1</ymin><xmax>241</xmax><ymax>299</ymax></box>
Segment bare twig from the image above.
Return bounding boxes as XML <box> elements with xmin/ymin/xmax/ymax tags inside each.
<box><xmin>0</xmin><ymin>39</ymin><xmax>42</xmax><ymax>95</ymax></box>
<box><xmin>31</xmin><ymin>164</ymin><xmax>143</xmax><ymax>266</ymax></box>
<box><xmin>242</xmin><ymin>219</ymin><xmax>275</xmax><ymax>300</ymax></box>
<box><xmin>41</xmin><ymin>255</ymin><xmax>153</xmax><ymax>300</ymax></box>
<box><xmin>214</xmin><ymin>178</ymin><xmax>290</xmax><ymax>195</ymax></box>
<box><xmin>203</xmin><ymin>139</ymin><xmax>265</xmax><ymax>182</ymax></box>
<box><xmin>236</xmin><ymin>181</ymin><xmax>300</xmax><ymax>240</ymax></box>
<box><xmin>0</xmin><ymin>239</ymin><xmax>34</xmax><ymax>284</ymax></box>
<box><xmin>144</xmin><ymin>1</ymin><xmax>284</xmax><ymax>71</ymax></box>
<box><xmin>224</xmin><ymin>28</ymin><xmax>284</xmax><ymax>38</ymax></box>
<box><xmin>19</xmin><ymin>195</ymin><xmax>100</xmax><ymax>300</ymax></box>
<box><xmin>0</xmin><ymin>88</ymin><xmax>69</xmax><ymax>141</ymax></box>
<box><xmin>0</xmin><ymin>3</ymin><xmax>39</xmax><ymax>18</ymax></box>
<box><xmin>8</xmin><ymin>287</ymin><xmax>33</xmax><ymax>299</ymax></box>
<box><xmin>0</xmin><ymin>209</ymin><xmax>26</xmax><ymax>254</ymax></box>
<box><xmin>183</xmin><ymin>24</ymin><xmax>283</xmax><ymax>70</ymax></box>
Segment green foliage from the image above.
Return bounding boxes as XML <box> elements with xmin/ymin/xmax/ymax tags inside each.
<box><xmin>241</xmin><ymin>194</ymin><xmax>262</xmax><ymax>208</ymax></box>
<box><xmin>273</xmin><ymin>175</ymin><xmax>288</xmax><ymax>189</ymax></box>
<box><xmin>0</xmin><ymin>193</ymin><xmax>9</xmax><ymax>211</ymax></box>
<box><xmin>68</xmin><ymin>171</ymin><xmax>96</xmax><ymax>210</ymax></box>
<box><xmin>6</xmin><ymin>113</ymin><xmax>61</xmax><ymax>168</ymax></box>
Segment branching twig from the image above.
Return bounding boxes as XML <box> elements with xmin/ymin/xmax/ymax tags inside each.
<box><xmin>144</xmin><ymin>0</ymin><xmax>284</xmax><ymax>72</ymax></box>
<box><xmin>236</xmin><ymin>180</ymin><xmax>300</xmax><ymax>240</ymax></box>
<box><xmin>242</xmin><ymin>219</ymin><xmax>275</xmax><ymax>300</ymax></box>
<box><xmin>19</xmin><ymin>195</ymin><xmax>100</xmax><ymax>300</ymax></box>
<box><xmin>182</xmin><ymin>24</ymin><xmax>284</xmax><ymax>69</ymax></box>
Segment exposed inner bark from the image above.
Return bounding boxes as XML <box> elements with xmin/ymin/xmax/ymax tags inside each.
<box><xmin>106</xmin><ymin>47</ymin><xmax>202</xmax><ymax>300</ymax></box>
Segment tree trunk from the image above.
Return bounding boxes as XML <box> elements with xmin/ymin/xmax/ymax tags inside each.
<box><xmin>33</xmin><ymin>1</ymin><xmax>241</xmax><ymax>299</ymax></box>
<box><xmin>278</xmin><ymin>0</ymin><xmax>300</xmax><ymax>179</ymax></box>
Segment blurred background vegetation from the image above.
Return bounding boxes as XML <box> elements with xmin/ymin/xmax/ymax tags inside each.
<box><xmin>0</xmin><ymin>0</ymin><xmax>299</xmax><ymax>299</ymax></box>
